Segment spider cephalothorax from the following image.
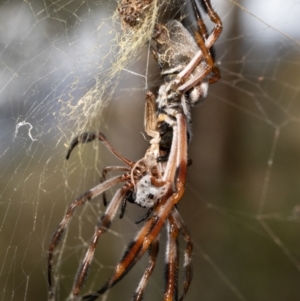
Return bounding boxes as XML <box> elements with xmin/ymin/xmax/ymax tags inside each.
<box><xmin>48</xmin><ymin>0</ymin><xmax>222</xmax><ymax>300</ymax></box>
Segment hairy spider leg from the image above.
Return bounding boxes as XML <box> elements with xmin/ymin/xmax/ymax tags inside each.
<box><xmin>171</xmin><ymin>207</ymin><xmax>193</xmax><ymax>301</ymax></box>
<box><xmin>164</xmin><ymin>214</ymin><xmax>179</xmax><ymax>301</ymax></box>
<box><xmin>172</xmin><ymin>0</ymin><xmax>223</xmax><ymax>93</ymax></box>
<box><xmin>47</xmin><ymin>174</ymin><xmax>130</xmax><ymax>299</ymax></box>
<box><xmin>70</xmin><ymin>182</ymin><xmax>134</xmax><ymax>298</ymax></box>
<box><xmin>132</xmin><ymin>237</ymin><xmax>160</xmax><ymax>301</ymax></box>
<box><xmin>49</xmin><ymin>131</ymin><xmax>139</xmax><ymax>299</ymax></box>
<box><xmin>144</xmin><ymin>91</ymin><xmax>159</xmax><ymax>141</ymax></box>
<box><xmin>100</xmin><ymin>166</ymin><xmax>131</xmax><ymax>206</ymax></box>
<box><xmin>190</xmin><ymin>0</ymin><xmax>222</xmax><ymax>83</ymax></box>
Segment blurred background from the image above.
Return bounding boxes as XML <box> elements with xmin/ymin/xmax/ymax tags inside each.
<box><xmin>0</xmin><ymin>0</ymin><xmax>300</xmax><ymax>300</ymax></box>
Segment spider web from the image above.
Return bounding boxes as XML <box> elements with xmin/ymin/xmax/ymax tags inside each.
<box><xmin>1</xmin><ymin>0</ymin><xmax>300</xmax><ymax>300</ymax></box>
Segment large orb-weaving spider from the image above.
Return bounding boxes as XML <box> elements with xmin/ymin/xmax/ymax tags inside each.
<box><xmin>47</xmin><ymin>0</ymin><xmax>222</xmax><ymax>300</ymax></box>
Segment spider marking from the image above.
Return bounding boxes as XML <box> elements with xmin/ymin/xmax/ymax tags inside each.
<box><xmin>134</xmin><ymin>174</ymin><xmax>170</xmax><ymax>208</ymax></box>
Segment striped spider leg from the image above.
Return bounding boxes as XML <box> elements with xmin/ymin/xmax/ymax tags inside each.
<box><xmin>47</xmin><ymin>133</ymin><xmax>135</xmax><ymax>299</ymax></box>
<box><xmin>152</xmin><ymin>0</ymin><xmax>222</xmax><ymax>105</ymax></box>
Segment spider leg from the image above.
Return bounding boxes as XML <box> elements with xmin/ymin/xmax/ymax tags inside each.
<box><xmin>191</xmin><ymin>0</ymin><xmax>209</xmax><ymax>41</ymax></box>
<box><xmin>198</xmin><ymin>0</ymin><xmax>223</xmax><ymax>42</ymax></box>
<box><xmin>159</xmin><ymin>114</ymin><xmax>179</xmax><ymax>183</ymax></box>
<box><xmin>132</xmin><ymin>237</ymin><xmax>160</xmax><ymax>301</ymax></box>
<box><xmin>164</xmin><ymin>0</ymin><xmax>222</xmax><ymax>95</ymax></box>
<box><xmin>175</xmin><ymin>0</ymin><xmax>222</xmax><ymax>93</ymax></box>
<box><xmin>174</xmin><ymin>113</ymin><xmax>188</xmax><ymax>188</ymax></box>
<box><xmin>164</xmin><ymin>215</ymin><xmax>179</xmax><ymax>301</ymax></box>
<box><xmin>158</xmin><ymin>114</ymin><xmax>191</xmax><ymax>300</ymax></box>
<box><xmin>144</xmin><ymin>91</ymin><xmax>159</xmax><ymax>141</ymax></box>
<box><xmin>66</xmin><ymin>132</ymin><xmax>134</xmax><ymax>167</ymax></box>
<box><xmin>101</xmin><ymin>166</ymin><xmax>131</xmax><ymax>206</ymax></box>
<box><xmin>47</xmin><ymin>174</ymin><xmax>130</xmax><ymax>299</ymax></box>
<box><xmin>190</xmin><ymin>0</ymin><xmax>222</xmax><ymax>83</ymax></box>
<box><xmin>119</xmin><ymin>189</ymin><xmax>134</xmax><ymax>219</ymax></box>
<box><xmin>135</xmin><ymin>207</ymin><xmax>153</xmax><ymax>224</ymax></box>
<box><xmin>172</xmin><ymin>208</ymin><xmax>193</xmax><ymax>301</ymax></box>
<box><xmin>81</xmin><ymin>216</ymin><xmax>157</xmax><ymax>301</ymax></box>
<box><xmin>70</xmin><ymin>182</ymin><xmax>134</xmax><ymax>298</ymax></box>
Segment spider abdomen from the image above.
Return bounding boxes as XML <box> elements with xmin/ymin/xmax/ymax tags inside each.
<box><xmin>134</xmin><ymin>175</ymin><xmax>170</xmax><ymax>208</ymax></box>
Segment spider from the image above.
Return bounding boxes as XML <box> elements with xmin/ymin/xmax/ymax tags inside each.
<box><xmin>47</xmin><ymin>0</ymin><xmax>222</xmax><ymax>300</ymax></box>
